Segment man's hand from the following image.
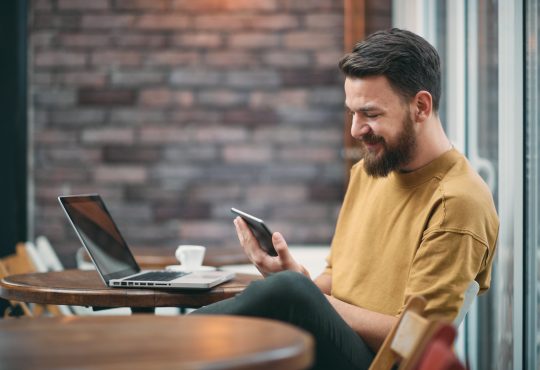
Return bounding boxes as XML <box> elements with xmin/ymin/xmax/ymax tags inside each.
<box><xmin>234</xmin><ymin>217</ymin><xmax>310</xmax><ymax>278</ymax></box>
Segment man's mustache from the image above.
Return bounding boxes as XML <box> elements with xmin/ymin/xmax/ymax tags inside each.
<box><xmin>360</xmin><ymin>132</ymin><xmax>385</xmax><ymax>145</ymax></box>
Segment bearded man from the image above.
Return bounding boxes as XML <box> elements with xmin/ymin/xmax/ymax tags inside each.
<box><xmin>193</xmin><ymin>28</ymin><xmax>499</xmax><ymax>370</ymax></box>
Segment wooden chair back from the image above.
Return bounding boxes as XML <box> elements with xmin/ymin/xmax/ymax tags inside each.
<box><xmin>369</xmin><ymin>296</ymin><xmax>443</xmax><ymax>370</ymax></box>
<box><xmin>412</xmin><ymin>323</ymin><xmax>465</xmax><ymax>370</ymax></box>
<box><xmin>1</xmin><ymin>243</ymin><xmax>65</xmax><ymax>317</ymax></box>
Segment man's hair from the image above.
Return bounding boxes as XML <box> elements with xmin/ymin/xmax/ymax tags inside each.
<box><xmin>338</xmin><ymin>28</ymin><xmax>441</xmax><ymax>112</ymax></box>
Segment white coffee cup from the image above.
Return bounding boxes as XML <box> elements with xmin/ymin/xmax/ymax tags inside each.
<box><xmin>175</xmin><ymin>245</ymin><xmax>206</xmax><ymax>270</ymax></box>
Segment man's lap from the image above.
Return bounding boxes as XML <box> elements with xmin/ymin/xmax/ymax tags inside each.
<box><xmin>192</xmin><ymin>270</ymin><xmax>374</xmax><ymax>370</ymax></box>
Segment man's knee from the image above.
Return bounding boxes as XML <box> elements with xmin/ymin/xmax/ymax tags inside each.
<box><xmin>254</xmin><ymin>270</ymin><xmax>320</xmax><ymax>303</ymax></box>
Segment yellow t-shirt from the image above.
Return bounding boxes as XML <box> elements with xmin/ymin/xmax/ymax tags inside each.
<box><xmin>324</xmin><ymin>149</ymin><xmax>499</xmax><ymax>320</ymax></box>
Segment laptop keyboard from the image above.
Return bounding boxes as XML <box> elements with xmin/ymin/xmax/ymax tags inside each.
<box><xmin>124</xmin><ymin>271</ymin><xmax>188</xmax><ymax>282</ymax></box>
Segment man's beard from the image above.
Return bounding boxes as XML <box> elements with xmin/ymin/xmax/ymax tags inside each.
<box><xmin>359</xmin><ymin>114</ymin><xmax>417</xmax><ymax>178</ymax></box>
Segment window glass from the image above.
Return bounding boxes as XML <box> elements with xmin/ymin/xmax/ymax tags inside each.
<box><xmin>525</xmin><ymin>0</ymin><xmax>540</xmax><ymax>367</ymax></box>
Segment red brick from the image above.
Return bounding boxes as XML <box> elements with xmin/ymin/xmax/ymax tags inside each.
<box><xmin>225</xmin><ymin>70</ymin><xmax>280</xmax><ymax>88</ymax></box>
<box><xmin>111</xmin><ymin>71</ymin><xmax>165</xmax><ymax>86</ymax></box>
<box><xmin>112</xmin><ymin>34</ymin><xmax>166</xmax><ymax>47</ymax></box>
<box><xmin>224</xmin><ymin>0</ymin><xmax>277</xmax><ymax>11</ymax></box>
<box><xmin>55</xmin><ymin>71</ymin><xmax>107</xmax><ymax>87</ymax></box>
<box><xmin>34</xmin><ymin>89</ymin><xmax>76</xmax><ymax>107</ymax></box>
<box><xmin>188</xmin><ymin>184</ymin><xmax>242</xmax><ymax>201</ymax></box>
<box><xmin>139</xmin><ymin>127</ymin><xmax>192</xmax><ymax>144</ymax></box>
<box><xmin>178</xmin><ymin>222</ymin><xmax>231</xmax><ymax>241</ymax></box>
<box><xmin>249</xmin><ymin>90</ymin><xmax>307</xmax><ymax>109</ymax></box>
<box><xmin>189</xmin><ymin>127</ymin><xmax>246</xmax><ymax>143</ymax></box>
<box><xmin>277</xmin><ymin>147</ymin><xmax>338</xmax><ymax>163</ymax></box>
<box><xmin>172</xmin><ymin>0</ymin><xmax>223</xmax><ymax>12</ymax></box>
<box><xmin>90</xmin><ymin>51</ymin><xmax>142</xmax><ymax>67</ymax></box>
<box><xmin>135</xmin><ymin>15</ymin><xmax>190</xmax><ymax>30</ymax></box>
<box><xmin>81</xmin><ymin>128</ymin><xmax>135</xmax><ymax>144</ymax></box>
<box><xmin>305</xmin><ymin>14</ymin><xmax>343</xmax><ymax>29</ymax></box>
<box><xmin>194</xmin><ymin>15</ymin><xmax>252</xmax><ymax>30</ymax></box>
<box><xmin>153</xmin><ymin>202</ymin><xmax>210</xmax><ymax>221</ymax></box>
<box><xmin>33</xmin><ymin>0</ymin><xmax>53</xmax><ymax>10</ymax></box>
<box><xmin>252</xmin><ymin>127</ymin><xmax>303</xmax><ymax>144</ymax></box>
<box><xmin>223</xmin><ymin>109</ymin><xmax>279</xmax><ymax>126</ymax></box>
<box><xmin>204</xmin><ymin>51</ymin><xmax>257</xmax><ymax>67</ymax></box>
<box><xmin>34</xmin><ymin>130</ymin><xmax>78</xmax><ymax>144</ymax></box>
<box><xmin>228</xmin><ymin>33</ymin><xmax>280</xmax><ymax>49</ymax></box>
<box><xmin>315</xmin><ymin>50</ymin><xmax>343</xmax><ymax>67</ymax></box>
<box><xmin>32</xmin><ymin>32</ymin><xmax>56</xmax><ymax>47</ymax></box>
<box><xmin>246</xmin><ymin>185</ymin><xmax>308</xmax><ymax>204</ymax></box>
<box><xmin>278</xmin><ymin>0</ymin><xmax>341</xmax><ymax>11</ymax></box>
<box><xmin>139</xmin><ymin>88</ymin><xmax>194</xmax><ymax>107</ymax></box>
<box><xmin>309</xmin><ymin>183</ymin><xmax>344</xmax><ymax>202</ymax></box>
<box><xmin>197</xmin><ymin>90</ymin><xmax>246</xmax><ymax>107</ymax></box>
<box><xmin>33</xmin><ymin>14</ymin><xmax>81</xmax><ymax>29</ymax></box>
<box><xmin>170</xmin><ymin>69</ymin><xmax>221</xmax><ymax>86</ymax></box>
<box><xmin>145</xmin><ymin>51</ymin><xmax>199</xmax><ymax>66</ymax></box>
<box><xmin>82</xmin><ymin>15</ymin><xmax>136</xmax><ymax>29</ymax></box>
<box><xmin>114</xmin><ymin>0</ymin><xmax>169</xmax><ymax>10</ymax></box>
<box><xmin>94</xmin><ymin>166</ymin><xmax>148</xmax><ymax>183</ymax></box>
<box><xmin>59</xmin><ymin>34</ymin><xmax>110</xmax><ymax>47</ymax></box>
<box><xmin>34</xmin><ymin>167</ymin><xmax>90</xmax><ymax>182</ymax></box>
<box><xmin>281</xmin><ymin>68</ymin><xmax>341</xmax><ymax>86</ymax></box>
<box><xmin>78</xmin><ymin>89</ymin><xmax>135</xmax><ymax>106</ymax></box>
<box><xmin>171</xmin><ymin>33</ymin><xmax>223</xmax><ymax>48</ymax></box>
<box><xmin>250</xmin><ymin>15</ymin><xmax>299</xmax><ymax>30</ymax></box>
<box><xmin>58</xmin><ymin>0</ymin><xmax>109</xmax><ymax>10</ymax></box>
<box><xmin>284</xmin><ymin>32</ymin><xmax>341</xmax><ymax>50</ymax></box>
<box><xmin>263</xmin><ymin>51</ymin><xmax>310</xmax><ymax>67</ymax></box>
<box><xmin>110</xmin><ymin>109</ymin><xmax>166</xmax><ymax>124</ymax></box>
<box><xmin>50</xmin><ymin>109</ymin><xmax>106</xmax><ymax>125</ymax></box>
<box><xmin>103</xmin><ymin>146</ymin><xmax>160</xmax><ymax>163</ymax></box>
<box><xmin>223</xmin><ymin>145</ymin><xmax>273</xmax><ymax>163</ymax></box>
<box><xmin>35</xmin><ymin>51</ymin><xmax>86</xmax><ymax>67</ymax></box>
<box><xmin>43</xmin><ymin>148</ymin><xmax>102</xmax><ymax>163</ymax></box>
<box><xmin>139</xmin><ymin>88</ymin><xmax>172</xmax><ymax>107</ymax></box>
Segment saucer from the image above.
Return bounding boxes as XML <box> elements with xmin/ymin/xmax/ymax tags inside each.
<box><xmin>165</xmin><ymin>265</ymin><xmax>217</xmax><ymax>273</ymax></box>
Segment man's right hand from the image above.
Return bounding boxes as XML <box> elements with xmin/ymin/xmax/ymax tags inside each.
<box><xmin>233</xmin><ymin>217</ymin><xmax>310</xmax><ymax>278</ymax></box>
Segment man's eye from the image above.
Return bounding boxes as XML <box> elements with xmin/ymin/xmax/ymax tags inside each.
<box><xmin>365</xmin><ymin>113</ymin><xmax>380</xmax><ymax>118</ymax></box>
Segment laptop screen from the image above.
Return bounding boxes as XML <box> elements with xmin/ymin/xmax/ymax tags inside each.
<box><xmin>59</xmin><ymin>194</ymin><xmax>140</xmax><ymax>282</ymax></box>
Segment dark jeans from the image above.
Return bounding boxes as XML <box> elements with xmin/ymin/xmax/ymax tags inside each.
<box><xmin>192</xmin><ymin>270</ymin><xmax>375</xmax><ymax>370</ymax></box>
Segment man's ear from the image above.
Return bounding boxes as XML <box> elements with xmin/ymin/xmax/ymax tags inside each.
<box><xmin>412</xmin><ymin>90</ymin><xmax>433</xmax><ymax>122</ymax></box>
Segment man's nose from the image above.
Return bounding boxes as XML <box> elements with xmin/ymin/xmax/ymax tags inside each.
<box><xmin>351</xmin><ymin>118</ymin><xmax>372</xmax><ymax>139</ymax></box>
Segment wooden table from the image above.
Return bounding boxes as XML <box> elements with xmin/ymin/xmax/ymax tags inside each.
<box><xmin>0</xmin><ymin>270</ymin><xmax>260</xmax><ymax>311</ymax></box>
<box><xmin>0</xmin><ymin>315</ymin><xmax>314</xmax><ymax>370</ymax></box>
<box><xmin>83</xmin><ymin>246</ymin><xmax>250</xmax><ymax>269</ymax></box>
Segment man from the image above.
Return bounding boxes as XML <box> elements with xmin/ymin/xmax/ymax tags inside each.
<box><xmin>194</xmin><ymin>28</ymin><xmax>498</xmax><ymax>370</ymax></box>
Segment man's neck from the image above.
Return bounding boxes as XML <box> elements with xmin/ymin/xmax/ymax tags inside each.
<box><xmin>400</xmin><ymin>117</ymin><xmax>452</xmax><ymax>172</ymax></box>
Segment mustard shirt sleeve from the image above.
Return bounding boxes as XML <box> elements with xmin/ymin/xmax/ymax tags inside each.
<box><xmin>400</xmin><ymin>230</ymin><xmax>489</xmax><ymax>321</ymax></box>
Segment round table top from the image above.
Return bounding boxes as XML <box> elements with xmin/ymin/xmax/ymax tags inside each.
<box><xmin>0</xmin><ymin>270</ymin><xmax>261</xmax><ymax>308</ymax></box>
<box><xmin>0</xmin><ymin>315</ymin><xmax>314</xmax><ymax>370</ymax></box>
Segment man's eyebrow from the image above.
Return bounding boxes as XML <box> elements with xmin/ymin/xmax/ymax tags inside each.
<box><xmin>344</xmin><ymin>104</ymin><xmax>380</xmax><ymax>112</ymax></box>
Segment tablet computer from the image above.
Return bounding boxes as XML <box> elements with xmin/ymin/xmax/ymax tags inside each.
<box><xmin>230</xmin><ymin>208</ymin><xmax>278</xmax><ymax>256</ymax></box>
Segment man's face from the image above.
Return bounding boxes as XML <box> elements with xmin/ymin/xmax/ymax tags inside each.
<box><xmin>344</xmin><ymin>76</ymin><xmax>417</xmax><ymax>177</ymax></box>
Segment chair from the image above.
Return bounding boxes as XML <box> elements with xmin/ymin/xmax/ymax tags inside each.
<box><xmin>0</xmin><ymin>243</ymin><xmax>66</xmax><ymax>317</ymax></box>
<box><xmin>412</xmin><ymin>324</ymin><xmax>466</xmax><ymax>370</ymax></box>
<box><xmin>35</xmin><ymin>236</ymin><xmax>64</xmax><ymax>271</ymax></box>
<box><xmin>453</xmin><ymin>280</ymin><xmax>479</xmax><ymax>327</ymax></box>
<box><xmin>369</xmin><ymin>296</ymin><xmax>442</xmax><ymax>370</ymax></box>
<box><xmin>0</xmin><ymin>259</ymin><xmax>33</xmax><ymax>317</ymax></box>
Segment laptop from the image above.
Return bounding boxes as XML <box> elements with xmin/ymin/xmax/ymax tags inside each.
<box><xmin>58</xmin><ymin>194</ymin><xmax>235</xmax><ymax>289</ymax></box>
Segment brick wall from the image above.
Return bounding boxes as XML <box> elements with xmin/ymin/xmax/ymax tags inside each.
<box><xmin>29</xmin><ymin>0</ymin><xmax>390</xmax><ymax>266</ymax></box>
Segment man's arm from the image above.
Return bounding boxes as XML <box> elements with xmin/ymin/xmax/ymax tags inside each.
<box><xmin>326</xmin><ymin>295</ymin><xmax>397</xmax><ymax>351</ymax></box>
<box><xmin>314</xmin><ymin>272</ymin><xmax>396</xmax><ymax>351</ymax></box>
<box><xmin>314</xmin><ymin>272</ymin><xmax>332</xmax><ymax>294</ymax></box>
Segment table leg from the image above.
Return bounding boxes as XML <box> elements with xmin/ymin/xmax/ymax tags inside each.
<box><xmin>130</xmin><ymin>307</ymin><xmax>155</xmax><ymax>314</ymax></box>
